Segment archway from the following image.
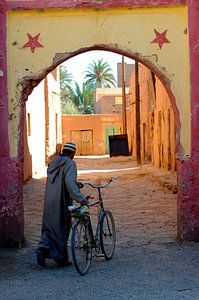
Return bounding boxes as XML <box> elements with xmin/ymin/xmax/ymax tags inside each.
<box><xmin>21</xmin><ymin>46</ymin><xmax>179</xmax><ymax>236</ymax></box>
<box><xmin>1</xmin><ymin>2</ymin><xmax>195</xmax><ymax>245</ymax></box>
<box><xmin>23</xmin><ymin>48</ymin><xmax>179</xmax><ymax>248</ymax></box>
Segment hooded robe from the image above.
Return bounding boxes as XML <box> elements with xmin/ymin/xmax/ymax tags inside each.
<box><xmin>37</xmin><ymin>155</ymin><xmax>85</xmax><ymax>261</ymax></box>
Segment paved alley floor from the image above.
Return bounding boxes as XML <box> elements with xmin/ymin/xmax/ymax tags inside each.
<box><xmin>1</xmin><ymin>156</ymin><xmax>199</xmax><ymax>300</ymax></box>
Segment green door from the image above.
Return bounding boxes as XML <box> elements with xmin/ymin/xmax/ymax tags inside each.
<box><xmin>105</xmin><ymin>125</ymin><xmax>119</xmax><ymax>154</ymax></box>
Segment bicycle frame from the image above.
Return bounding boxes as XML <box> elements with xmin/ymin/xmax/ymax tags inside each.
<box><xmin>72</xmin><ymin>182</ymin><xmax>110</xmax><ymax>254</ymax></box>
<box><xmin>89</xmin><ymin>188</ymin><xmax>105</xmax><ymax>243</ymax></box>
<box><xmin>71</xmin><ymin>177</ymin><xmax>117</xmax><ymax>274</ymax></box>
<box><xmin>83</xmin><ymin>179</ymin><xmax>117</xmax><ymax>255</ymax></box>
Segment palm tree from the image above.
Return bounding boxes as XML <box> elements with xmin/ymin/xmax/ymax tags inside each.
<box><xmin>59</xmin><ymin>66</ymin><xmax>73</xmax><ymax>102</ymax></box>
<box><xmin>59</xmin><ymin>65</ymin><xmax>73</xmax><ymax>91</ymax></box>
<box><xmin>59</xmin><ymin>66</ymin><xmax>78</xmax><ymax>114</ymax></box>
<box><xmin>84</xmin><ymin>58</ymin><xmax>116</xmax><ymax>88</ymax></box>
<box><xmin>67</xmin><ymin>81</ymin><xmax>94</xmax><ymax>114</ymax></box>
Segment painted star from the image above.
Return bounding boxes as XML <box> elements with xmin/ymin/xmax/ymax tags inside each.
<box><xmin>151</xmin><ymin>29</ymin><xmax>170</xmax><ymax>49</ymax></box>
<box><xmin>22</xmin><ymin>33</ymin><xmax>44</xmax><ymax>53</ymax></box>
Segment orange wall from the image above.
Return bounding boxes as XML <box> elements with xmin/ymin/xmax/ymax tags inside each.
<box><xmin>129</xmin><ymin>64</ymin><xmax>175</xmax><ymax>171</ymax></box>
<box><xmin>62</xmin><ymin>113</ymin><xmax>131</xmax><ymax>155</ymax></box>
<box><xmin>153</xmin><ymin>77</ymin><xmax>176</xmax><ymax>171</ymax></box>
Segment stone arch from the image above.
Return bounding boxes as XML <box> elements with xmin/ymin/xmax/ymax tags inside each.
<box><xmin>17</xmin><ymin>45</ymin><xmax>180</xmax><ymax>245</ymax></box>
<box><xmin>18</xmin><ymin>45</ymin><xmax>180</xmax><ymax>162</ymax></box>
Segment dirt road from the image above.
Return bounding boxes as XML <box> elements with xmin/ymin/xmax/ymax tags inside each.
<box><xmin>1</xmin><ymin>156</ymin><xmax>199</xmax><ymax>300</ymax></box>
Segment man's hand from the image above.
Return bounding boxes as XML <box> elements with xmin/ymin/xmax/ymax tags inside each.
<box><xmin>77</xmin><ymin>181</ymin><xmax>84</xmax><ymax>189</ymax></box>
<box><xmin>80</xmin><ymin>197</ymin><xmax>89</xmax><ymax>206</ymax></box>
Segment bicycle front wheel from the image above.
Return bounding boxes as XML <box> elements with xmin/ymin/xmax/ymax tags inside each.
<box><xmin>100</xmin><ymin>211</ymin><xmax>116</xmax><ymax>260</ymax></box>
<box><xmin>71</xmin><ymin>219</ymin><xmax>92</xmax><ymax>275</ymax></box>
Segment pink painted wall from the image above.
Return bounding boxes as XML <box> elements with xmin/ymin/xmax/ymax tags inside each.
<box><xmin>0</xmin><ymin>0</ymin><xmax>24</xmax><ymax>246</ymax></box>
<box><xmin>177</xmin><ymin>0</ymin><xmax>199</xmax><ymax>240</ymax></box>
<box><xmin>6</xmin><ymin>0</ymin><xmax>186</xmax><ymax>10</ymax></box>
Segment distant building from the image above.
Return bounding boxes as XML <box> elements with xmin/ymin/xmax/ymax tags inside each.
<box><xmin>62</xmin><ymin>113</ymin><xmax>132</xmax><ymax>155</ymax></box>
<box><xmin>95</xmin><ymin>87</ymin><xmax>130</xmax><ymax>114</ymax></box>
<box><xmin>117</xmin><ymin>62</ymin><xmax>135</xmax><ymax>87</ymax></box>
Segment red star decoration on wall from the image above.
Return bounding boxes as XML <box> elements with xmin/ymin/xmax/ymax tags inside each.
<box><xmin>22</xmin><ymin>33</ymin><xmax>44</xmax><ymax>53</ymax></box>
<box><xmin>151</xmin><ymin>29</ymin><xmax>170</xmax><ymax>49</ymax></box>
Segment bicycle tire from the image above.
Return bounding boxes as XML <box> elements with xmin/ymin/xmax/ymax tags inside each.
<box><xmin>71</xmin><ymin>219</ymin><xmax>92</xmax><ymax>275</ymax></box>
<box><xmin>100</xmin><ymin>211</ymin><xmax>116</xmax><ymax>260</ymax></box>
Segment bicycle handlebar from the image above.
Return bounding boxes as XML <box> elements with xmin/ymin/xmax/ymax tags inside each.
<box><xmin>83</xmin><ymin>176</ymin><xmax>118</xmax><ymax>189</ymax></box>
<box><xmin>69</xmin><ymin>177</ymin><xmax>118</xmax><ymax>212</ymax></box>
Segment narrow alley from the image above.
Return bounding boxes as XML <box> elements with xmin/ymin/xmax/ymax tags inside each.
<box><xmin>24</xmin><ymin>156</ymin><xmax>177</xmax><ymax>248</ymax></box>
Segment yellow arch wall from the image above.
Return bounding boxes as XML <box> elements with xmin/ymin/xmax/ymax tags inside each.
<box><xmin>7</xmin><ymin>6</ymin><xmax>190</xmax><ymax>157</ymax></box>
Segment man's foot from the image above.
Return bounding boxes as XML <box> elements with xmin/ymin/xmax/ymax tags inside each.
<box><xmin>54</xmin><ymin>259</ymin><xmax>72</xmax><ymax>267</ymax></box>
<box><xmin>36</xmin><ymin>250</ymin><xmax>46</xmax><ymax>267</ymax></box>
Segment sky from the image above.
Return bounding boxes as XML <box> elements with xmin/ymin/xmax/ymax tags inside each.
<box><xmin>62</xmin><ymin>50</ymin><xmax>134</xmax><ymax>87</ymax></box>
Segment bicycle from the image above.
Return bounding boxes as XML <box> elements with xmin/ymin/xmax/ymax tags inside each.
<box><xmin>69</xmin><ymin>177</ymin><xmax>117</xmax><ymax>275</ymax></box>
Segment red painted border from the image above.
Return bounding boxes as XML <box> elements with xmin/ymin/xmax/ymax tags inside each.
<box><xmin>175</xmin><ymin>0</ymin><xmax>199</xmax><ymax>241</ymax></box>
<box><xmin>188</xmin><ymin>0</ymin><xmax>199</xmax><ymax>155</ymax></box>
<box><xmin>6</xmin><ymin>0</ymin><xmax>186</xmax><ymax>10</ymax></box>
<box><xmin>0</xmin><ymin>0</ymin><xmax>24</xmax><ymax>246</ymax></box>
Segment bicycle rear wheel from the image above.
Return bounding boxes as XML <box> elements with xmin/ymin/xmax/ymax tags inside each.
<box><xmin>100</xmin><ymin>211</ymin><xmax>116</xmax><ymax>260</ymax></box>
<box><xmin>71</xmin><ymin>219</ymin><xmax>92</xmax><ymax>275</ymax></box>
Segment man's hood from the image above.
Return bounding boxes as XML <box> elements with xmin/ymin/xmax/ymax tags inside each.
<box><xmin>48</xmin><ymin>156</ymin><xmax>70</xmax><ymax>183</ymax></box>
